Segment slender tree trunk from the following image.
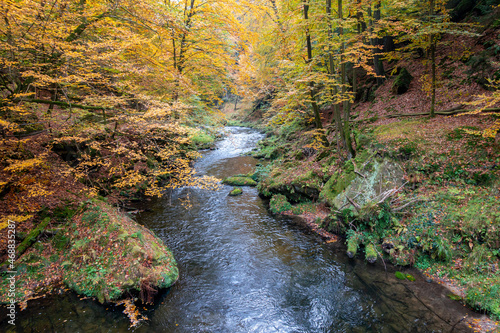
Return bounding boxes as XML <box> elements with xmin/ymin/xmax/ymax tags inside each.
<box><xmin>339</xmin><ymin>0</ymin><xmax>355</xmax><ymax>158</ymax></box>
<box><xmin>352</xmin><ymin>0</ymin><xmax>364</xmax><ymax>99</ymax></box>
<box><xmin>173</xmin><ymin>0</ymin><xmax>196</xmax><ymax>105</ymax></box>
<box><xmin>429</xmin><ymin>0</ymin><xmax>436</xmax><ymax>118</ymax></box>
<box><xmin>233</xmin><ymin>96</ymin><xmax>239</xmax><ymax>112</ymax></box>
<box><xmin>303</xmin><ymin>1</ymin><xmax>324</xmax><ymax>131</ymax></box>
<box><xmin>326</xmin><ymin>0</ymin><xmax>345</xmax><ymax>150</ymax></box>
<box><xmin>369</xmin><ymin>1</ymin><xmax>385</xmax><ymax>85</ymax></box>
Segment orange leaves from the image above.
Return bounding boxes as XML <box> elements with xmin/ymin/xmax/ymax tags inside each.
<box><xmin>116</xmin><ymin>298</ymin><xmax>148</xmax><ymax>328</ymax></box>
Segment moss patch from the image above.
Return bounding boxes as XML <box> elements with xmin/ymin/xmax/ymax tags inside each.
<box><xmin>269</xmin><ymin>194</ymin><xmax>292</xmax><ymax>214</ymax></box>
<box><xmin>391</xmin><ymin>67</ymin><xmax>413</xmax><ymax>94</ymax></box>
<box><xmin>229</xmin><ymin>187</ymin><xmax>243</xmax><ymax>196</ymax></box>
<box><xmin>223</xmin><ymin>176</ymin><xmax>257</xmax><ymax>186</ymax></box>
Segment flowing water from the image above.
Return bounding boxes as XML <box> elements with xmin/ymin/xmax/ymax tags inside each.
<box><xmin>1</xmin><ymin>127</ymin><xmax>475</xmax><ymax>332</ymax></box>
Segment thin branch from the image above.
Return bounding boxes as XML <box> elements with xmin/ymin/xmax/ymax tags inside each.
<box><xmin>19</xmin><ymin>99</ymin><xmax>107</xmax><ymax>110</ymax></box>
<box><xmin>392</xmin><ymin>198</ymin><xmax>424</xmax><ymax>211</ymax></box>
<box><xmin>346</xmin><ymin>195</ymin><xmax>361</xmax><ymax>212</ymax></box>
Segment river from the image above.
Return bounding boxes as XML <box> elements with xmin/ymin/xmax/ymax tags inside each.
<box><xmin>0</xmin><ymin>127</ymin><xmax>475</xmax><ymax>332</ymax></box>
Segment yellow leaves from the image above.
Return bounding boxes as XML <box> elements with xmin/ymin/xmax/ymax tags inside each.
<box><xmin>185</xmin><ymin>151</ymin><xmax>201</xmax><ymax>160</ymax></box>
<box><xmin>460</xmin><ymin>79</ymin><xmax>500</xmax><ymax>138</ymax></box>
<box><xmin>0</xmin><ymin>214</ymin><xmax>33</xmax><ymax>231</ymax></box>
<box><xmin>52</xmin><ymin>136</ymin><xmax>88</xmax><ymax>145</ymax></box>
<box><xmin>143</xmin><ymin>107</ymin><xmax>172</xmax><ymax>119</ymax></box>
<box><xmin>113</xmin><ymin>170</ymin><xmax>147</xmax><ymax>190</ymax></box>
<box><xmin>0</xmin><ymin>119</ymin><xmax>19</xmax><ymax>132</ymax></box>
<box><xmin>26</xmin><ymin>183</ymin><xmax>54</xmax><ymax>198</ymax></box>
<box><xmin>483</xmin><ymin>120</ymin><xmax>500</xmax><ymax>139</ymax></box>
<box><xmin>4</xmin><ymin>157</ymin><xmax>44</xmax><ymax>173</ymax></box>
<box><xmin>156</xmin><ymin>148</ymin><xmax>178</xmax><ymax>161</ymax></box>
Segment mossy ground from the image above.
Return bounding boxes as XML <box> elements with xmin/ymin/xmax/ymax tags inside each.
<box><xmin>0</xmin><ymin>200</ymin><xmax>178</xmax><ymax>306</ymax></box>
<box><xmin>188</xmin><ymin>127</ymin><xmax>219</xmax><ymax>149</ymax></box>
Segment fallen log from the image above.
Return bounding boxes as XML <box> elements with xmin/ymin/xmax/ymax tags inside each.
<box><xmin>386</xmin><ymin>107</ymin><xmax>500</xmax><ymax>118</ymax></box>
<box><xmin>354</xmin><ymin>107</ymin><xmax>500</xmax><ymax>122</ymax></box>
<box><xmin>16</xmin><ymin>217</ymin><xmax>51</xmax><ymax>257</ymax></box>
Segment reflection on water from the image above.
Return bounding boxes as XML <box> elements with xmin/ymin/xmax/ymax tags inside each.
<box><xmin>0</xmin><ymin>127</ymin><xmax>474</xmax><ymax>332</ymax></box>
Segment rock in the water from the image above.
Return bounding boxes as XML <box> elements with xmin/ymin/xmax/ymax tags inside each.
<box><xmin>365</xmin><ymin>244</ymin><xmax>377</xmax><ymax>264</ymax></box>
<box><xmin>223</xmin><ymin>176</ymin><xmax>257</xmax><ymax>186</ymax></box>
<box><xmin>229</xmin><ymin>187</ymin><xmax>243</xmax><ymax>196</ymax></box>
<box><xmin>61</xmin><ymin>202</ymin><xmax>179</xmax><ymax>304</ymax></box>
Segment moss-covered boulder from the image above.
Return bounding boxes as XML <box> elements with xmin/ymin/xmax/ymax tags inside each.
<box><xmin>61</xmin><ymin>202</ymin><xmax>178</xmax><ymax>304</ymax></box>
<box><xmin>320</xmin><ymin>151</ymin><xmax>404</xmax><ymax>211</ymax></box>
<box><xmin>391</xmin><ymin>68</ymin><xmax>413</xmax><ymax>95</ymax></box>
<box><xmin>257</xmin><ymin>162</ymin><xmax>324</xmax><ymax>202</ymax></box>
<box><xmin>223</xmin><ymin>176</ymin><xmax>257</xmax><ymax>186</ymax></box>
<box><xmin>229</xmin><ymin>187</ymin><xmax>243</xmax><ymax>196</ymax></box>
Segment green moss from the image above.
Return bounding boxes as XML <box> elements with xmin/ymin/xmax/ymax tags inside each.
<box><xmin>223</xmin><ymin>176</ymin><xmax>257</xmax><ymax>186</ymax></box>
<box><xmin>229</xmin><ymin>187</ymin><xmax>243</xmax><ymax>196</ymax></box>
<box><xmin>320</xmin><ymin>150</ymin><xmax>375</xmax><ymax>208</ymax></box>
<box><xmin>269</xmin><ymin>194</ymin><xmax>292</xmax><ymax>214</ymax></box>
<box><xmin>190</xmin><ymin>130</ymin><xmax>215</xmax><ymax>149</ymax></box>
<box><xmin>447</xmin><ymin>293</ymin><xmax>462</xmax><ymax>301</ymax></box>
<box><xmin>320</xmin><ymin>170</ymin><xmax>356</xmax><ymax>206</ymax></box>
<box><xmin>405</xmin><ymin>274</ymin><xmax>416</xmax><ymax>281</ymax></box>
<box><xmin>391</xmin><ymin>68</ymin><xmax>413</xmax><ymax>94</ymax></box>
<box><xmin>346</xmin><ymin>231</ymin><xmax>362</xmax><ymax>258</ymax></box>
<box><xmin>373</xmin><ymin>120</ymin><xmax>423</xmax><ymax>140</ymax></box>
<box><xmin>16</xmin><ymin>217</ymin><xmax>51</xmax><ymax>256</ymax></box>
<box><xmin>59</xmin><ymin>202</ymin><xmax>179</xmax><ymax>304</ymax></box>
<box><xmin>365</xmin><ymin>244</ymin><xmax>377</xmax><ymax>263</ymax></box>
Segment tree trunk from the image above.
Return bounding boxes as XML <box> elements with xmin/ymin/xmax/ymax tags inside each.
<box><xmin>303</xmin><ymin>1</ymin><xmax>324</xmax><ymax>132</ymax></box>
<box><xmin>339</xmin><ymin>0</ymin><xmax>355</xmax><ymax>158</ymax></box>
<box><xmin>369</xmin><ymin>2</ymin><xmax>385</xmax><ymax>86</ymax></box>
<box><xmin>429</xmin><ymin>0</ymin><xmax>437</xmax><ymax>118</ymax></box>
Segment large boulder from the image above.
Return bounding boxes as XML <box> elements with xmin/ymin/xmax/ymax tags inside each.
<box><xmin>61</xmin><ymin>202</ymin><xmax>178</xmax><ymax>304</ymax></box>
<box><xmin>320</xmin><ymin>151</ymin><xmax>405</xmax><ymax>211</ymax></box>
<box><xmin>391</xmin><ymin>68</ymin><xmax>413</xmax><ymax>95</ymax></box>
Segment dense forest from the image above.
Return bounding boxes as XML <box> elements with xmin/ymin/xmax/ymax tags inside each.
<box><xmin>0</xmin><ymin>0</ymin><xmax>499</xmax><ymax>330</ymax></box>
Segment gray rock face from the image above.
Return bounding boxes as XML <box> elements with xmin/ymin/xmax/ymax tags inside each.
<box><xmin>333</xmin><ymin>158</ymin><xmax>405</xmax><ymax>210</ymax></box>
